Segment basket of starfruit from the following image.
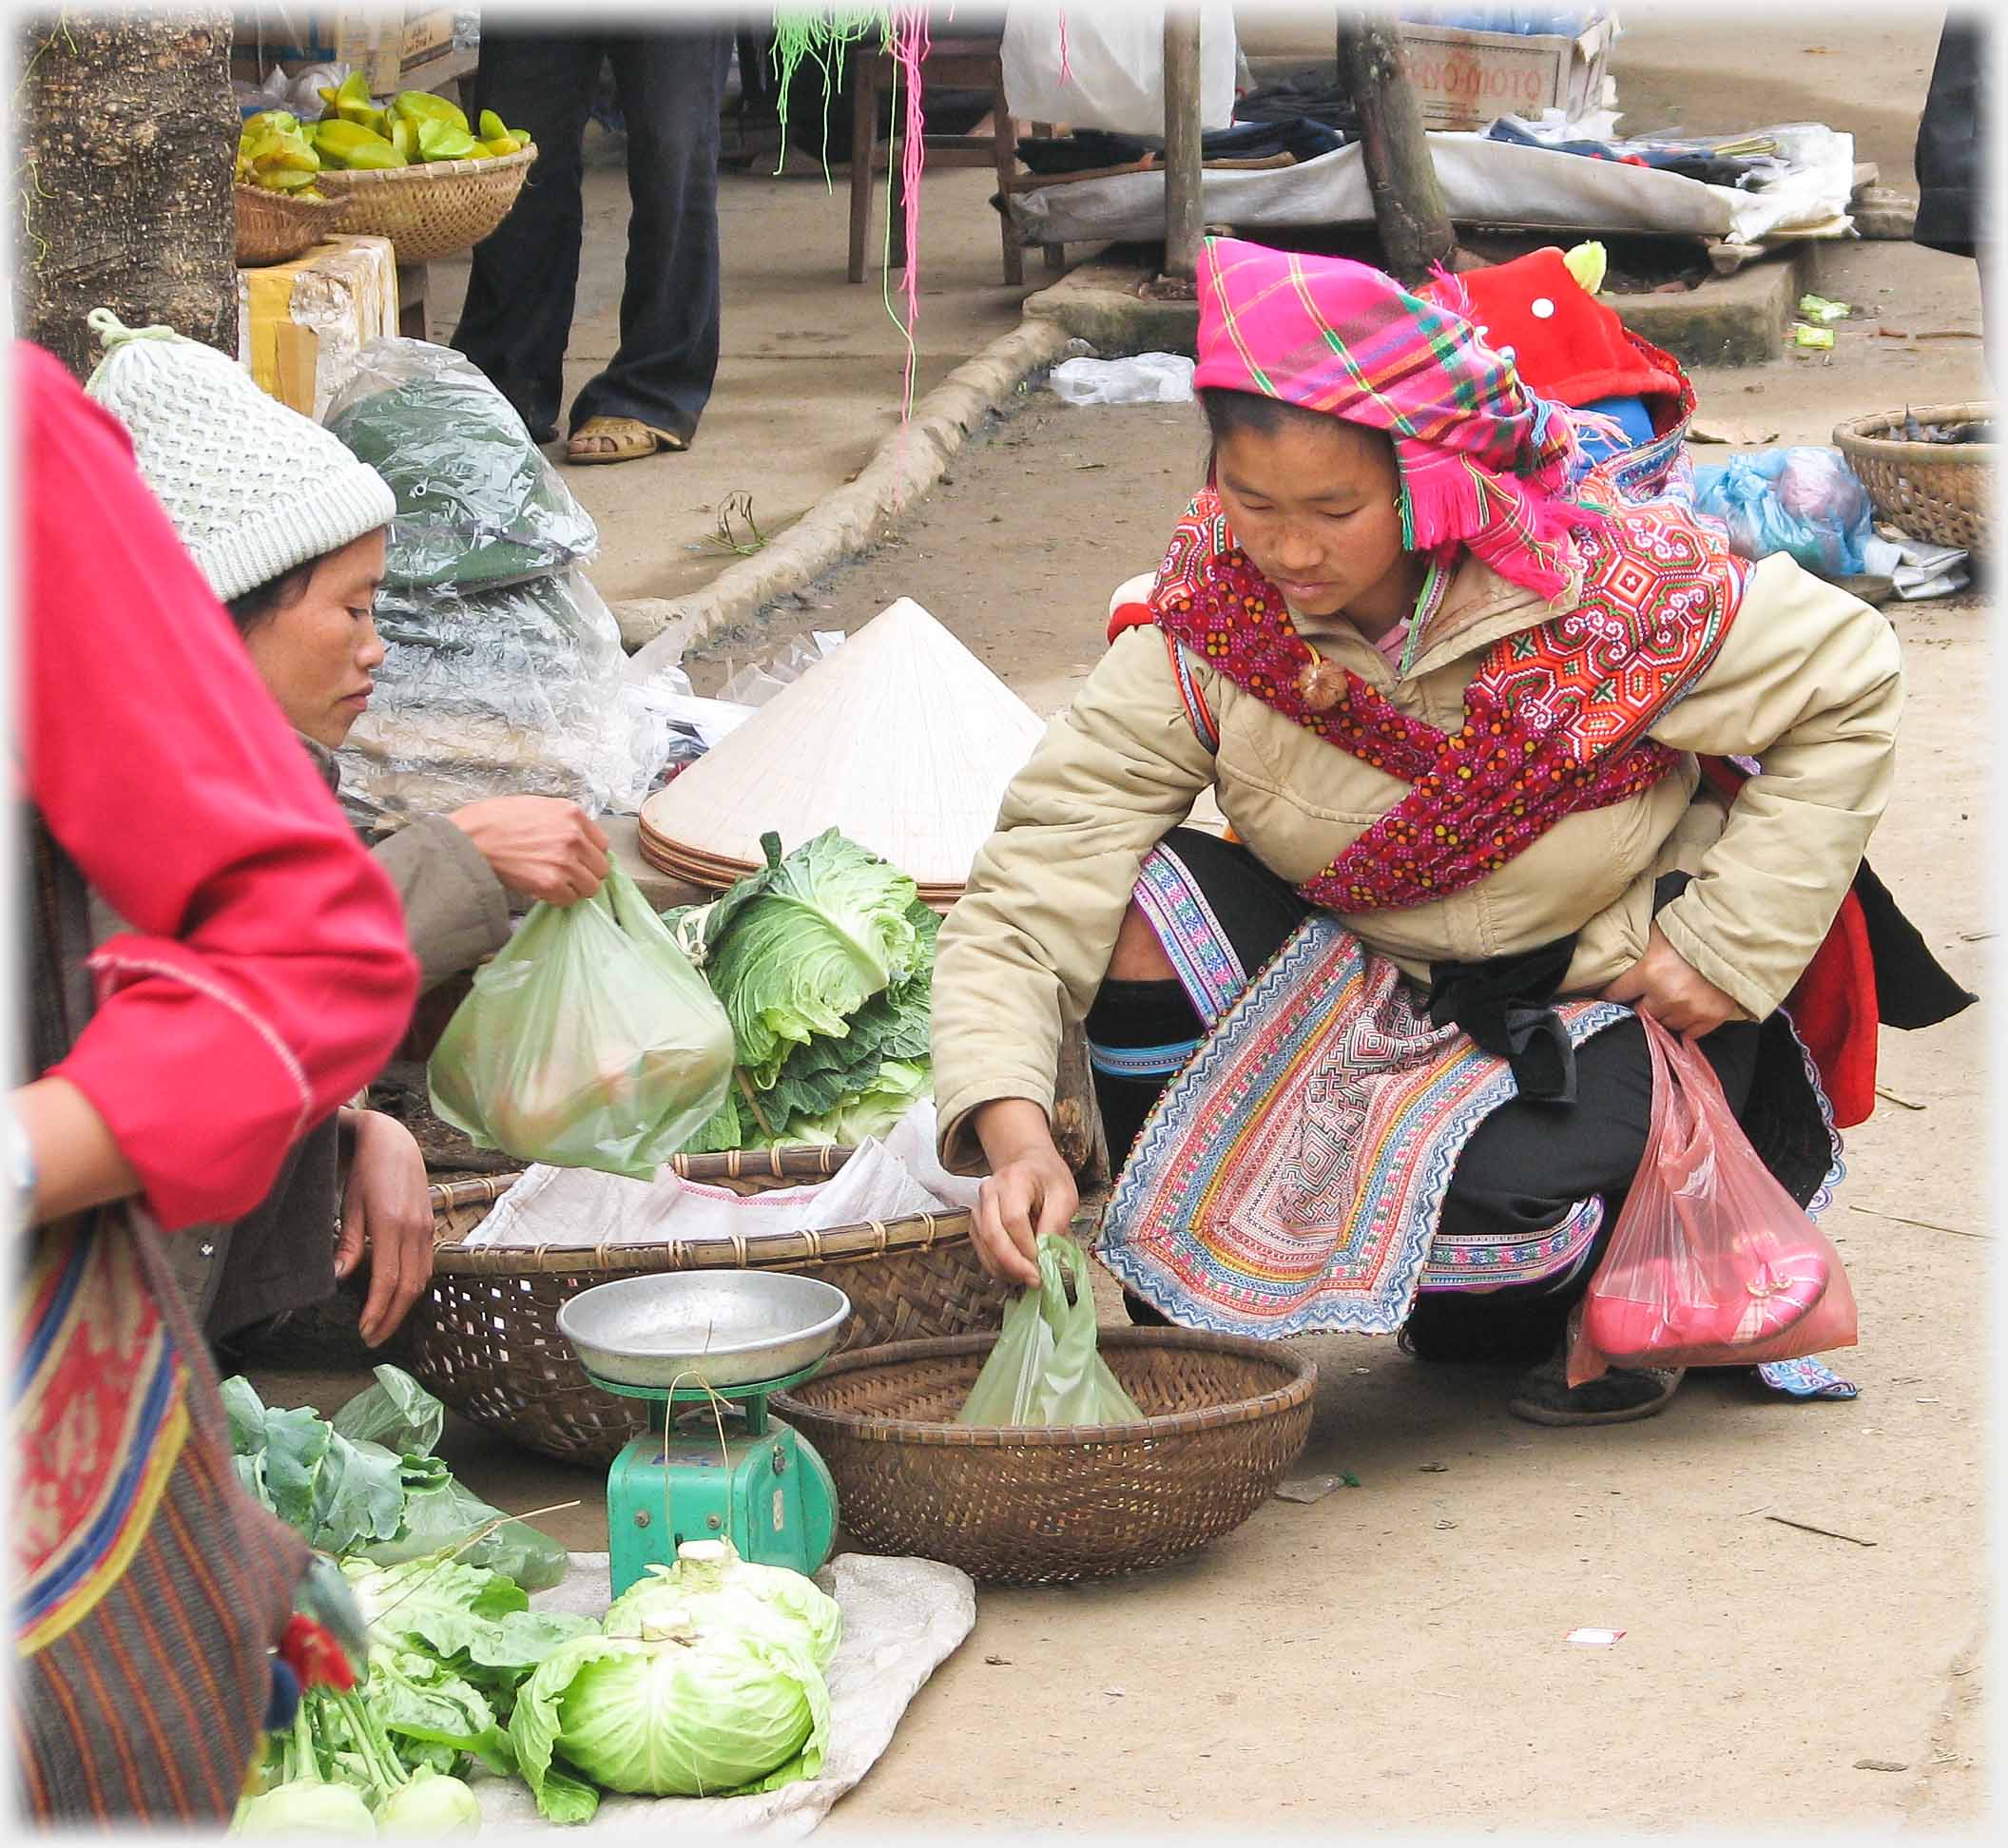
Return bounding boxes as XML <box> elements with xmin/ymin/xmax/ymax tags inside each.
<box><xmin>234</xmin><ymin>110</ymin><xmax>348</xmax><ymax>267</ymax></box>
<box><xmin>294</xmin><ymin>73</ymin><xmax>539</xmax><ymax>266</ymax></box>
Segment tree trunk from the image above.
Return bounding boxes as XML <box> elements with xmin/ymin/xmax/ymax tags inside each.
<box><xmin>16</xmin><ymin>7</ymin><xmax>237</xmax><ymax>378</ymax></box>
<box><xmin>1335</xmin><ymin>14</ymin><xmax>1459</xmax><ymax>286</ymax></box>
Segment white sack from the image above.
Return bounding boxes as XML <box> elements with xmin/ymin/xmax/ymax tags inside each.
<box><xmin>1002</xmin><ymin>1</ymin><xmax>1239</xmax><ymax>134</ymax></box>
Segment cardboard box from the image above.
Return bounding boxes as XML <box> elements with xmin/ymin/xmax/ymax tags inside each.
<box><xmin>232</xmin><ymin>7</ymin><xmax>460</xmax><ymax>92</ymax></box>
<box><xmin>1398</xmin><ymin>13</ymin><xmax>1615</xmax><ymax>130</ymax></box>
<box><xmin>237</xmin><ymin>232</ymin><xmax>399</xmax><ymax>420</ymax></box>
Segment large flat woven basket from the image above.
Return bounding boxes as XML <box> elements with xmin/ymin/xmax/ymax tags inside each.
<box><xmin>1832</xmin><ymin>400</ymin><xmax>1994</xmax><ymax>557</ymax></box>
<box><xmin>315</xmin><ymin>144</ymin><xmax>536</xmax><ymax>265</ymax></box>
<box><xmin>401</xmin><ymin>1145</ymin><xmax>1013</xmax><ymax>1466</ymax></box>
<box><xmin>235</xmin><ymin>183</ymin><xmax>349</xmax><ymax>266</ymax></box>
<box><xmin>770</xmin><ymin>1328</ymin><xmax>1317</xmax><ymax>1584</ymax></box>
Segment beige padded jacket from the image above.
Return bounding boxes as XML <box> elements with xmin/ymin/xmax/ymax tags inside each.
<box><xmin>933</xmin><ymin>547</ymin><xmax>1902</xmax><ymax>1171</ymax></box>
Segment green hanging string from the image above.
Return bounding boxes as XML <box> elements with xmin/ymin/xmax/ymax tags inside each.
<box><xmin>769</xmin><ymin>6</ymin><xmax>893</xmax><ymax>189</ymax></box>
<box><xmin>766</xmin><ymin>5</ymin><xmax>926</xmax><ymax>426</ymax></box>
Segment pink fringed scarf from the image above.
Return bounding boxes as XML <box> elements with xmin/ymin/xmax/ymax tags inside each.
<box><xmin>1193</xmin><ymin>237</ymin><xmax>1613</xmax><ymax>601</ymax></box>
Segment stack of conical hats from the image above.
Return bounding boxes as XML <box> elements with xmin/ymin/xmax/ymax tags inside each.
<box><xmin>638</xmin><ymin>597</ymin><xmax>1047</xmax><ymax>909</ymax></box>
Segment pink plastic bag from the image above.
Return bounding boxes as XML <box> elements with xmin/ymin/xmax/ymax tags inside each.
<box><xmin>1567</xmin><ymin>1011</ymin><xmax>1858</xmax><ymax>1388</ymax></box>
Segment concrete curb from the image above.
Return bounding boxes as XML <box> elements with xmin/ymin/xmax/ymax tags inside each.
<box><xmin>1020</xmin><ymin>245</ymin><xmax>1811</xmax><ymax>370</ymax></box>
<box><xmin>615</xmin><ymin>315</ymin><xmax>1076</xmax><ymax>666</ymax></box>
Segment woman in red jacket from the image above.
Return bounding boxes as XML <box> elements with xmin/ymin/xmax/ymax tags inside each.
<box><xmin>8</xmin><ymin>342</ymin><xmax>419</xmax><ymax>1820</ymax></box>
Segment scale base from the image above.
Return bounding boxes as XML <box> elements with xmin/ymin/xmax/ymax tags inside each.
<box><xmin>606</xmin><ymin>1417</ymin><xmax>838</xmax><ymax>1600</ymax></box>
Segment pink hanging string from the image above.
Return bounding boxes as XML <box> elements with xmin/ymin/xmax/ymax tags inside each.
<box><xmin>884</xmin><ymin>2</ymin><xmax>930</xmax><ymax>429</ymax></box>
<box><xmin>1057</xmin><ymin>9</ymin><xmax>1072</xmax><ymax>86</ymax></box>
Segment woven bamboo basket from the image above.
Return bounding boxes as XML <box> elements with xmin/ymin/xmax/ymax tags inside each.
<box><xmin>770</xmin><ymin>1329</ymin><xmax>1317</xmax><ymax>1584</ymax></box>
<box><xmin>1832</xmin><ymin>401</ymin><xmax>1994</xmax><ymax>556</ymax></box>
<box><xmin>398</xmin><ymin>1145</ymin><xmax>1014</xmax><ymax>1466</ymax></box>
<box><xmin>315</xmin><ymin>145</ymin><xmax>537</xmax><ymax>265</ymax></box>
<box><xmin>234</xmin><ymin>184</ymin><xmax>349</xmax><ymax>267</ymax></box>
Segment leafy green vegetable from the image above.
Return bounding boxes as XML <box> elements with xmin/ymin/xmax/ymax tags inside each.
<box><xmin>222</xmin><ymin>1369</ymin><xmax>567</xmax><ymax>1589</ymax></box>
<box><xmin>703</xmin><ymin>831</ymin><xmax>922</xmax><ymax>1086</ymax></box>
<box><xmin>510</xmin><ymin>1626</ymin><xmax>830</xmax><ymax>1819</ymax></box>
<box><xmin>340</xmin><ymin>1554</ymin><xmax>593</xmax><ymax>1741</ymax></box>
<box><xmin>603</xmin><ymin>1538</ymin><xmax>841</xmax><ymax>1671</ymax></box>
<box><xmin>787</xmin><ymin>1059</ymin><xmax>931</xmax><ymax>1146</ymax></box>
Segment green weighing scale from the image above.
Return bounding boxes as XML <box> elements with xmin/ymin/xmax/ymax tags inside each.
<box><xmin>555</xmin><ymin>1272</ymin><xmax>848</xmax><ymax>1600</ymax></box>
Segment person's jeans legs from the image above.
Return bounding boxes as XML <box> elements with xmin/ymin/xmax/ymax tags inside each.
<box><xmin>451</xmin><ymin>34</ymin><xmax>606</xmax><ymax>441</ymax></box>
<box><xmin>569</xmin><ymin>29</ymin><xmax>734</xmax><ymax>444</ymax></box>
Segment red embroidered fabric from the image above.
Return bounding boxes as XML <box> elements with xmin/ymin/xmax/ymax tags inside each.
<box><xmin>1148</xmin><ymin>486</ymin><xmax>1752</xmax><ymax>912</ymax></box>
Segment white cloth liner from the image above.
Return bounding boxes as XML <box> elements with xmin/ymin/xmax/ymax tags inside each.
<box><xmin>462</xmin><ymin>1103</ymin><xmax>983</xmax><ymax>1250</ymax></box>
<box><xmin>473</xmin><ymin>1551</ymin><xmax>976</xmax><ymax>1838</ymax></box>
<box><xmin>1006</xmin><ymin>122</ymin><xmax>1855</xmax><ymax>250</ymax></box>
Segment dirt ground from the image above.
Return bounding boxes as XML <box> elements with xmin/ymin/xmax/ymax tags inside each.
<box><xmin>249</xmin><ymin>8</ymin><xmax>1997</xmax><ymax>1837</ymax></box>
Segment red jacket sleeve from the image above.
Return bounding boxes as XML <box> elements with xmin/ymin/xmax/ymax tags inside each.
<box><xmin>17</xmin><ymin>342</ymin><xmax>419</xmax><ymax>1230</ymax></box>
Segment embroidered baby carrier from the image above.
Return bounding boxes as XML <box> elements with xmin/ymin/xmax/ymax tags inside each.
<box><xmin>1148</xmin><ymin>483</ymin><xmax>1752</xmax><ymax>912</ymax></box>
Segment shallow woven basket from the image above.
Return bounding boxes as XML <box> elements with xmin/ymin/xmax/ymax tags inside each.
<box><xmin>234</xmin><ymin>183</ymin><xmax>349</xmax><ymax>267</ymax></box>
<box><xmin>1832</xmin><ymin>400</ymin><xmax>1994</xmax><ymax>557</ymax></box>
<box><xmin>770</xmin><ymin>1329</ymin><xmax>1318</xmax><ymax>1585</ymax></box>
<box><xmin>399</xmin><ymin>1145</ymin><xmax>1013</xmax><ymax>1466</ymax></box>
<box><xmin>315</xmin><ymin>144</ymin><xmax>537</xmax><ymax>265</ymax></box>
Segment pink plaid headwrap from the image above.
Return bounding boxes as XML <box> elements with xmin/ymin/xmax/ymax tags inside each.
<box><xmin>1193</xmin><ymin>237</ymin><xmax>1609</xmax><ymax>600</ymax></box>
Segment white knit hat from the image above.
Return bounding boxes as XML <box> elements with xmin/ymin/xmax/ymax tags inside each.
<box><xmin>83</xmin><ymin>308</ymin><xmax>398</xmax><ymax>606</ymax></box>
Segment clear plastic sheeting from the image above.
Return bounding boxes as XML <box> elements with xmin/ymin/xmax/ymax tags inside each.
<box><xmin>325</xmin><ymin>337</ymin><xmax>668</xmax><ymax>820</ymax></box>
<box><xmin>327</xmin><ymin>340</ymin><xmax>597</xmax><ymax>591</ymax></box>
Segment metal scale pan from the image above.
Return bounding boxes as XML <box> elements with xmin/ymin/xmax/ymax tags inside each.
<box><xmin>557</xmin><ymin>1272</ymin><xmax>851</xmax><ymax>1395</ymax></box>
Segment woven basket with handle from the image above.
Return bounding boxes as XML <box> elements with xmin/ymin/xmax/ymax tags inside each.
<box><xmin>770</xmin><ymin>1329</ymin><xmax>1317</xmax><ymax>1584</ymax></box>
<box><xmin>235</xmin><ymin>184</ymin><xmax>350</xmax><ymax>267</ymax></box>
<box><xmin>315</xmin><ymin>145</ymin><xmax>537</xmax><ymax>265</ymax></box>
<box><xmin>400</xmin><ymin>1145</ymin><xmax>1013</xmax><ymax>1466</ymax></box>
<box><xmin>1832</xmin><ymin>400</ymin><xmax>1994</xmax><ymax>557</ymax></box>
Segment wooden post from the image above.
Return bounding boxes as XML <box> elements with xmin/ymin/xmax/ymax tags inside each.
<box><xmin>1335</xmin><ymin>11</ymin><xmax>1459</xmax><ymax>285</ymax></box>
<box><xmin>1161</xmin><ymin>3</ymin><xmax>1204</xmax><ymax>282</ymax></box>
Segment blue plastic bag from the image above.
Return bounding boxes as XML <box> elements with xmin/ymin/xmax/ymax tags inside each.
<box><xmin>1690</xmin><ymin>447</ymin><xmax>1879</xmax><ymax>579</ymax></box>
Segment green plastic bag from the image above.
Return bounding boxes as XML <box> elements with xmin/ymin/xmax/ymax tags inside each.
<box><xmin>955</xmin><ymin>1236</ymin><xmax>1146</xmax><ymax>1428</ymax></box>
<box><xmin>428</xmin><ymin>866</ymin><xmax>735</xmax><ymax>1179</ymax></box>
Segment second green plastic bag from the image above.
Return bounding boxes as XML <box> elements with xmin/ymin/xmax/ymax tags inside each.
<box><xmin>955</xmin><ymin>1235</ymin><xmax>1147</xmax><ymax>1428</ymax></box>
<box><xmin>428</xmin><ymin>866</ymin><xmax>735</xmax><ymax>1179</ymax></box>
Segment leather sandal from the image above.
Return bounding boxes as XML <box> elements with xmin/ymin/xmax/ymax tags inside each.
<box><xmin>1508</xmin><ymin>1350</ymin><xmax>1686</xmax><ymax>1428</ymax></box>
<box><xmin>564</xmin><ymin>414</ymin><xmax>686</xmax><ymax>465</ymax></box>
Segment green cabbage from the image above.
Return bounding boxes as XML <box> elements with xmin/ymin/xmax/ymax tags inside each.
<box><xmin>786</xmin><ymin>1059</ymin><xmax>931</xmax><ymax>1146</ymax></box>
<box><xmin>510</xmin><ymin>1626</ymin><xmax>830</xmax><ymax>1819</ymax></box>
<box><xmin>702</xmin><ymin>831</ymin><xmax>922</xmax><ymax>1086</ymax></box>
<box><xmin>603</xmin><ymin>1539</ymin><xmax>841</xmax><ymax>1670</ymax></box>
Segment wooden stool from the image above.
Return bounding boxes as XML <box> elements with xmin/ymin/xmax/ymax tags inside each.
<box><xmin>845</xmin><ymin>35</ymin><xmax>1065</xmax><ymax>286</ymax></box>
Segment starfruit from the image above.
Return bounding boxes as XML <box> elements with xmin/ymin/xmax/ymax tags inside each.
<box><xmin>415</xmin><ymin>119</ymin><xmax>478</xmax><ymax>161</ymax></box>
<box><xmin>479</xmin><ymin>137</ymin><xmax>517</xmax><ymax>158</ymax></box>
<box><xmin>394</xmin><ymin>89</ymin><xmax>470</xmax><ymax>133</ymax></box>
<box><xmin>260</xmin><ymin>167</ymin><xmax>323</xmax><ymax>192</ymax></box>
<box><xmin>242</xmin><ymin>108</ymin><xmax>299</xmax><ymax>136</ymax></box>
<box><xmin>314</xmin><ymin>118</ymin><xmax>406</xmax><ymax>170</ymax></box>
<box><xmin>388</xmin><ymin>116</ymin><xmax>415</xmax><ymax>160</ymax></box>
<box><xmin>478</xmin><ymin>108</ymin><xmax>510</xmax><ymax>144</ymax></box>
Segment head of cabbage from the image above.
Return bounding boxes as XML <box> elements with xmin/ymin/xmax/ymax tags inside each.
<box><xmin>509</xmin><ymin>1621</ymin><xmax>830</xmax><ymax>1819</ymax></box>
<box><xmin>602</xmin><ymin>1539</ymin><xmax>841</xmax><ymax>1670</ymax></box>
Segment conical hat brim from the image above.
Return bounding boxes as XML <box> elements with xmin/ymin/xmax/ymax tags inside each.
<box><xmin>640</xmin><ymin>598</ymin><xmax>1045</xmax><ymax>886</ymax></box>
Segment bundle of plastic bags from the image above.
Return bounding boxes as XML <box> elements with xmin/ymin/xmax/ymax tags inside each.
<box><xmin>1691</xmin><ymin>447</ymin><xmax>1900</xmax><ymax>581</ymax></box>
<box><xmin>325</xmin><ymin>339</ymin><xmax>667</xmax><ymax>823</ymax></box>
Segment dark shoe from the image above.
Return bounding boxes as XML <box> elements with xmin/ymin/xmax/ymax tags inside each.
<box><xmin>1508</xmin><ymin>1350</ymin><xmax>1685</xmax><ymax>1427</ymax></box>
